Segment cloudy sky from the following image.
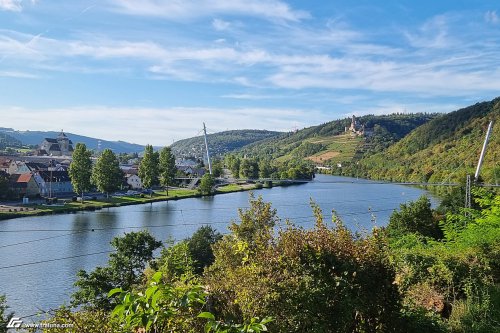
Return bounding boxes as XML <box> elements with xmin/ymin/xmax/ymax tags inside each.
<box><xmin>1</xmin><ymin>0</ymin><xmax>499</xmax><ymax>145</ymax></box>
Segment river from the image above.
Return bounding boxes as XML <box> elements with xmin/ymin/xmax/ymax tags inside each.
<box><xmin>0</xmin><ymin>174</ymin><xmax>437</xmax><ymax>318</ymax></box>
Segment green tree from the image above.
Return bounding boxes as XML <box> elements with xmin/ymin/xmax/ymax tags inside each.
<box><xmin>68</xmin><ymin>143</ymin><xmax>93</xmax><ymax>203</ymax></box>
<box><xmin>199</xmin><ymin>173</ymin><xmax>215</xmax><ymax>195</ymax></box>
<box><xmin>186</xmin><ymin>225</ymin><xmax>222</xmax><ymax>275</ymax></box>
<box><xmin>386</xmin><ymin>195</ymin><xmax>442</xmax><ymax>239</ymax></box>
<box><xmin>158</xmin><ymin>146</ymin><xmax>176</xmax><ymax>196</ymax></box>
<box><xmin>91</xmin><ymin>149</ymin><xmax>123</xmax><ymax>198</ymax></box>
<box><xmin>139</xmin><ymin>145</ymin><xmax>159</xmax><ymax>196</ymax></box>
<box><xmin>239</xmin><ymin>158</ymin><xmax>258</xmax><ymax>179</ymax></box>
<box><xmin>72</xmin><ymin>231</ymin><xmax>162</xmax><ymax>310</ymax></box>
<box><xmin>211</xmin><ymin>159</ymin><xmax>223</xmax><ymax>178</ymax></box>
<box><xmin>258</xmin><ymin>159</ymin><xmax>273</xmax><ymax>179</ymax></box>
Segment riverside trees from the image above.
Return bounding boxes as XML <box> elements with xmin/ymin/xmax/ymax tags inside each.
<box><xmin>91</xmin><ymin>149</ymin><xmax>123</xmax><ymax>198</ymax></box>
<box><xmin>68</xmin><ymin>143</ymin><xmax>92</xmax><ymax>203</ymax></box>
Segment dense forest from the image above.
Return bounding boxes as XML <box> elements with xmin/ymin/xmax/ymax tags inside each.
<box><xmin>3</xmin><ymin>188</ymin><xmax>498</xmax><ymax>332</ymax></box>
<box><xmin>171</xmin><ymin>130</ymin><xmax>282</xmax><ymax>160</ymax></box>
<box><xmin>336</xmin><ymin>98</ymin><xmax>500</xmax><ymax>184</ymax></box>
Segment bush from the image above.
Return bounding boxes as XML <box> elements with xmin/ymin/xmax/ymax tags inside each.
<box><xmin>204</xmin><ymin>197</ymin><xmax>403</xmax><ymax>332</ymax></box>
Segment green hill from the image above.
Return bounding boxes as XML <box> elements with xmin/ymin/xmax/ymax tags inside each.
<box><xmin>343</xmin><ymin>97</ymin><xmax>500</xmax><ymax>184</ymax></box>
<box><xmin>171</xmin><ymin>129</ymin><xmax>282</xmax><ymax>160</ymax></box>
<box><xmin>239</xmin><ymin>114</ymin><xmax>437</xmax><ymax>164</ymax></box>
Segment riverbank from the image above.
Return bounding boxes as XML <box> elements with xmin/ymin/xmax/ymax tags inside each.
<box><xmin>0</xmin><ymin>180</ymin><xmax>298</xmax><ymax>221</ymax></box>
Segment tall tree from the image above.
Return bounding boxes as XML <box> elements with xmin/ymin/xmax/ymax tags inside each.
<box><xmin>199</xmin><ymin>173</ymin><xmax>215</xmax><ymax>195</ymax></box>
<box><xmin>68</xmin><ymin>143</ymin><xmax>93</xmax><ymax>203</ymax></box>
<box><xmin>138</xmin><ymin>145</ymin><xmax>159</xmax><ymax>196</ymax></box>
<box><xmin>158</xmin><ymin>146</ymin><xmax>176</xmax><ymax>196</ymax></box>
<box><xmin>91</xmin><ymin>149</ymin><xmax>123</xmax><ymax>198</ymax></box>
<box><xmin>72</xmin><ymin>231</ymin><xmax>162</xmax><ymax>310</ymax></box>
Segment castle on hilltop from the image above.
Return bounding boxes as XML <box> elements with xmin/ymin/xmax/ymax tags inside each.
<box><xmin>345</xmin><ymin>115</ymin><xmax>373</xmax><ymax>137</ymax></box>
<box><xmin>37</xmin><ymin>130</ymin><xmax>74</xmax><ymax>156</ymax></box>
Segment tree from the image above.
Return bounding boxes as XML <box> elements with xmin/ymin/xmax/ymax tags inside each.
<box><xmin>239</xmin><ymin>158</ymin><xmax>258</xmax><ymax>179</ymax></box>
<box><xmin>72</xmin><ymin>231</ymin><xmax>162</xmax><ymax>310</ymax></box>
<box><xmin>69</xmin><ymin>143</ymin><xmax>93</xmax><ymax>203</ymax></box>
<box><xmin>186</xmin><ymin>225</ymin><xmax>222</xmax><ymax>274</ymax></box>
<box><xmin>199</xmin><ymin>173</ymin><xmax>215</xmax><ymax>195</ymax></box>
<box><xmin>139</xmin><ymin>145</ymin><xmax>159</xmax><ymax>196</ymax></box>
<box><xmin>91</xmin><ymin>149</ymin><xmax>123</xmax><ymax>198</ymax></box>
<box><xmin>158</xmin><ymin>146</ymin><xmax>176</xmax><ymax>196</ymax></box>
<box><xmin>387</xmin><ymin>195</ymin><xmax>442</xmax><ymax>239</ymax></box>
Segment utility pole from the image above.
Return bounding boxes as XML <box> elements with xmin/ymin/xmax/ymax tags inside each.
<box><xmin>474</xmin><ymin>121</ymin><xmax>494</xmax><ymax>182</ymax></box>
<box><xmin>465</xmin><ymin>174</ymin><xmax>471</xmax><ymax>217</ymax></box>
<box><xmin>203</xmin><ymin>122</ymin><xmax>212</xmax><ymax>175</ymax></box>
<box><xmin>465</xmin><ymin>120</ymin><xmax>494</xmax><ymax>216</ymax></box>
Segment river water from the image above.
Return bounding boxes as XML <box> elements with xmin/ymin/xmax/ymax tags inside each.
<box><xmin>0</xmin><ymin>174</ymin><xmax>436</xmax><ymax>317</ymax></box>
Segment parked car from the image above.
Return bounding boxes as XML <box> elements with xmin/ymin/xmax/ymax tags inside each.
<box><xmin>142</xmin><ymin>189</ymin><xmax>154</xmax><ymax>194</ymax></box>
<box><xmin>126</xmin><ymin>190</ymin><xmax>140</xmax><ymax>196</ymax></box>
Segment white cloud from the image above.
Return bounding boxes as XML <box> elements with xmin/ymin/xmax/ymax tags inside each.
<box><xmin>107</xmin><ymin>0</ymin><xmax>309</xmax><ymax>22</ymax></box>
<box><xmin>0</xmin><ymin>0</ymin><xmax>21</xmax><ymax>11</ymax></box>
<box><xmin>0</xmin><ymin>105</ymin><xmax>327</xmax><ymax>145</ymax></box>
<box><xmin>404</xmin><ymin>15</ymin><xmax>452</xmax><ymax>49</ymax></box>
<box><xmin>0</xmin><ymin>70</ymin><xmax>39</xmax><ymax>78</ymax></box>
<box><xmin>485</xmin><ymin>11</ymin><xmax>499</xmax><ymax>24</ymax></box>
<box><xmin>212</xmin><ymin>18</ymin><xmax>230</xmax><ymax>31</ymax></box>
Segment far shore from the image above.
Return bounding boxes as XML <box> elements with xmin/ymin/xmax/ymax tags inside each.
<box><xmin>0</xmin><ymin>180</ymin><xmax>303</xmax><ymax>221</ymax></box>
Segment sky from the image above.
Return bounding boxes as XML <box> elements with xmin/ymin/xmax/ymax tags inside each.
<box><xmin>0</xmin><ymin>0</ymin><xmax>499</xmax><ymax>146</ymax></box>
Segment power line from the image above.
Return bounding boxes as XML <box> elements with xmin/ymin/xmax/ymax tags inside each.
<box><xmin>0</xmin><ymin>250</ymin><xmax>115</xmax><ymax>270</ymax></box>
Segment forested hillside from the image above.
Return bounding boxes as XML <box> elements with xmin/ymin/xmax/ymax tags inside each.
<box><xmin>171</xmin><ymin>130</ymin><xmax>281</xmax><ymax>159</ymax></box>
<box><xmin>239</xmin><ymin>113</ymin><xmax>437</xmax><ymax>164</ymax></box>
<box><xmin>342</xmin><ymin>97</ymin><xmax>500</xmax><ymax>184</ymax></box>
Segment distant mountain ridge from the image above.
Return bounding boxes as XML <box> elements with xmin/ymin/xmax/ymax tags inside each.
<box><xmin>171</xmin><ymin>129</ymin><xmax>282</xmax><ymax>160</ymax></box>
<box><xmin>0</xmin><ymin>129</ymin><xmax>146</xmax><ymax>153</ymax></box>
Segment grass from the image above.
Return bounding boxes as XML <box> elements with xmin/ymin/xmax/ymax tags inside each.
<box><xmin>217</xmin><ymin>184</ymin><xmax>246</xmax><ymax>193</ymax></box>
<box><xmin>0</xmin><ymin>186</ymin><xmax>259</xmax><ymax>220</ymax></box>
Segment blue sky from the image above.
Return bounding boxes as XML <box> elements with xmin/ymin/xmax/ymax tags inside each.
<box><xmin>1</xmin><ymin>0</ymin><xmax>499</xmax><ymax>146</ymax></box>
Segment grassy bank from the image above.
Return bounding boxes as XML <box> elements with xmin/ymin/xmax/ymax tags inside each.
<box><xmin>0</xmin><ymin>181</ymin><xmax>293</xmax><ymax>221</ymax></box>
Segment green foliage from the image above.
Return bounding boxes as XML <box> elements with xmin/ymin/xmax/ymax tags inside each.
<box><xmin>205</xmin><ymin>197</ymin><xmax>403</xmax><ymax>332</ymax></box>
<box><xmin>353</xmin><ymin>98</ymin><xmax>500</xmax><ymax>183</ymax></box>
<box><xmin>187</xmin><ymin>225</ymin><xmax>223</xmax><ymax>275</ymax></box>
<box><xmin>239</xmin><ymin>158</ymin><xmax>259</xmax><ymax>179</ymax></box>
<box><xmin>199</xmin><ymin>173</ymin><xmax>215</xmax><ymax>195</ymax></box>
<box><xmin>171</xmin><ymin>130</ymin><xmax>281</xmax><ymax>160</ymax></box>
<box><xmin>69</xmin><ymin>143</ymin><xmax>93</xmax><ymax>201</ymax></box>
<box><xmin>72</xmin><ymin>231</ymin><xmax>162</xmax><ymax>310</ymax></box>
<box><xmin>0</xmin><ymin>294</ymin><xmax>13</xmax><ymax>333</ymax></box>
<box><xmin>91</xmin><ymin>149</ymin><xmax>123</xmax><ymax>197</ymax></box>
<box><xmin>159</xmin><ymin>146</ymin><xmax>176</xmax><ymax>195</ymax></box>
<box><xmin>37</xmin><ymin>308</ymin><xmax>118</xmax><ymax>333</ymax></box>
<box><xmin>211</xmin><ymin>159</ymin><xmax>223</xmax><ymax>178</ymax></box>
<box><xmin>139</xmin><ymin>144</ymin><xmax>160</xmax><ymax>192</ymax></box>
<box><xmin>157</xmin><ymin>240</ymin><xmax>196</xmax><ymax>281</ymax></box>
<box><xmin>240</xmin><ymin>113</ymin><xmax>435</xmax><ymax>166</ymax></box>
<box><xmin>389</xmin><ymin>191</ymin><xmax>500</xmax><ymax>330</ymax></box>
<box><xmin>109</xmin><ymin>272</ymin><xmax>206</xmax><ymax>332</ymax></box>
<box><xmin>386</xmin><ymin>196</ymin><xmax>442</xmax><ymax>239</ymax></box>
<box><xmin>200</xmin><ymin>312</ymin><xmax>273</xmax><ymax>333</ymax></box>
